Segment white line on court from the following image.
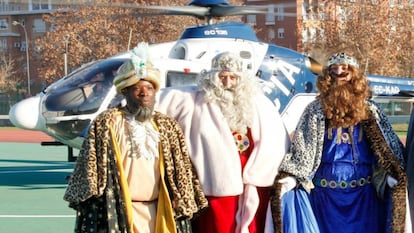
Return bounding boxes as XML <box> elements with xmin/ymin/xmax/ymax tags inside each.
<box><xmin>0</xmin><ymin>169</ymin><xmax>72</xmax><ymax>174</ymax></box>
<box><xmin>0</xmin><ymin>215</ymin><xmax>75</xmax><ymax>218</ymax></box>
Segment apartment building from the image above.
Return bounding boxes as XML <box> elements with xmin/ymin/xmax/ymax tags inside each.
<box><xmin>244</xmin><ymin>0</ymin><xmax>300</xmax><ymax>51</ymax></box>
<box><xmin>0</xmin><ymin>1</ymin><xmax>58</xmax><ymax>95</ymax></box>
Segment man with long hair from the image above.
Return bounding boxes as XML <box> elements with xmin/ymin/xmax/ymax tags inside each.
<box><xmin>157</xmin><ymin>52</ymin><xmax>290</xmax><ymax>233</ymax></box>
<box><xmin>271</xmin><ymin>52</ymin><xmax>408</xmax><ymax>233</ymax></box>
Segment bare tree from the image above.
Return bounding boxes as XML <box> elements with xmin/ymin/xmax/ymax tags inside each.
<box><xmin>0</xmin><ymin>52</ymin><xmax>19</xmax><ymax>93</ymax></box>
<box><xmin>0</xmin><ymin>52</ymin><xmax>26</xmax><ymax>112</ymax></box>
<box><xmin>36</xmin><ymin>0</ymin><xmax>198</xmax><ymax>85</ymax></box>
<box><xmin>299</xmin><ymin>0</ymin><xmax>413</xmax><ymax>78</ymax></box>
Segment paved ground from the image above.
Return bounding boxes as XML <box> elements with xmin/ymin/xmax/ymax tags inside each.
<box><xmin>0</xmin><ymin>129</ymin><xmax>53</xmax><ymax>143</ymax></box>
<box><xmin>0</xmin><ymin>129</ymin><xmax>79</xmax><ymax>233</ymax></box>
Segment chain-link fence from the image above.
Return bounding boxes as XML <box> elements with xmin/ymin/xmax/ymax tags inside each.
<box><xmin>0</xmin><ymin>92</ymin><xmax>23</xmax><ymax>126</ymax></box>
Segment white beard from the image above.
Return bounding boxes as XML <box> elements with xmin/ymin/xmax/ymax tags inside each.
<box><xmin>201</xmin><ymin>75</ymin><xmax>257</xmax><ymax>134</ymax></box>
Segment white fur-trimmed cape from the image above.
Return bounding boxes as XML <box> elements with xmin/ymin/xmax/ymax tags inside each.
<box><xmin>156</xmin><ymin>86</ymin><xmax>290</xmax><ymax>232</ymax></box>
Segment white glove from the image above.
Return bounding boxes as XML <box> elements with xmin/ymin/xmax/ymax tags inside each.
<box><xmin>278</xmin><ymin>176</ymin><xmax>297</xmax><ymax>198</ymax></box>
<box><xmin>386</xmin><ymin>175</ymin><xmax>398</xmax><ymax>188</ymax></box>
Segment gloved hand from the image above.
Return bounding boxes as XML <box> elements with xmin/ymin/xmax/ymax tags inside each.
<box><xmin>386</xmin><ymin>175</ymin><xmax>398</xmax><ymax>188</ymax></box>
<box><xmin>278</xmin><ymin>176</ymin><xmax>297</xmax><ymax>198</ymax></box>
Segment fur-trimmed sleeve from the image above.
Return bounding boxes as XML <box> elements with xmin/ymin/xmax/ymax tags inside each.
<box><xmin>63</xmin><ymin>110</ymin><xmax>114</xmax><ymax>208</ymax></box>
<box><xmin>153</xmin><ymin>112</ymin><xmax>208</xmax><ymax>219</ymax></box>
<box><xmin>367</xmin><ymin>100</ymin><xmax>405</xmax><ymax>167</ymax></box>
<box><xmin>278</xmin><ymin>101</ymin><xmax>325</xmax><ymax>182</ymax></box>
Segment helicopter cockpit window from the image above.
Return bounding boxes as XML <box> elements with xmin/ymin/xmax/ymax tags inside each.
<box><xmin>76</xmin><ymin>73</ymin><xmax>113</xmax><ymax>113</ymax></box>
<box><xmin>239</xmin><ymin>51</ymin><xmax>251</xmax><ymax>59</ymax></box>
<box><xmin>170</xmin><ymin>45</ymin><xmax>186</xmax><ymax>59</ymax></box>
<box><xmin>166</xmin><ymin>71</ymin><xmax>198</xmax><ymax>87</ymax></box>
<box><xmin>43</xmin><ymin>59</ymin><xmax>125</xmax><ymax>140</ymax></box>
<box><xmin>44</xmin><ymin>59</ymin><xmax>124</xmax><ymax>112</ymax></box>
<box><xmin>44</xmin><ymin>69</ymin><xmax>117</xmax><ymax>114</ymax></box>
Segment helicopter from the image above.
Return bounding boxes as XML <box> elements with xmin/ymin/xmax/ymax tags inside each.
<box><xmin>8</xmin><ymin>0</ymin><xmax>414</xmax><ymax>159</ymax></box>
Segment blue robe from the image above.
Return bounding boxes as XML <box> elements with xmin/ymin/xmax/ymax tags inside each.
<box><xmin>275</xmin><ymin>99</ymin><xmax>406</xmax><ymax>233</ymax></box>
<box><xmin>310</xmin><ymin>126</ymin><xmax>387</xmax><ymax>233</ymax></box>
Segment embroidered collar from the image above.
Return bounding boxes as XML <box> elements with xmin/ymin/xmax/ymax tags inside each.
<box><xmin>126</xmin><ymin>115</ymin><xmax>160</xmax><ymax>160</ymax></box>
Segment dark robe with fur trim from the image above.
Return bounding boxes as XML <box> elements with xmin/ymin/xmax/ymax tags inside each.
<box><xmin>64</xmin><ymin>108</ymin><xmax>208</xmax><ymax>233</ymax></box>
<box><xmin>271</xmin><ymin>100</ymin><xmax>407</xmax><ymax>233</ymax></box>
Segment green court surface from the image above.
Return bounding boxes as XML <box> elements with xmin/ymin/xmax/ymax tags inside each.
<box><xmin>0</xmin><ymin>143</ymin><xmax>79</xmax><ymax>233</ymax></box>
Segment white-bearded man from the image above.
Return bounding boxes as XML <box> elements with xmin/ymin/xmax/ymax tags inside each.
<box><xmin>156</xmin><ymin>52</ymin><xmax>290</xmax><ymax>233</ymax></box>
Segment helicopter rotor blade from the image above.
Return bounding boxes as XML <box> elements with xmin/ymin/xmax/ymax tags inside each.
<box><xmin>209</xmin><ymin>5</ymin><xmax>297</xmax><ymax>17</ymax></box>
<box><xmin>209</xmin><ymin>5</ymin><xmax>267</xmax><ymax>16</ymax></box>
<box><xmin>41</xmin><ymin>1</ymin><xmax>298</xmax><ymax>18</ymax></box>
<box><xmin>130</xmin><ymin>5</ymin><xmax>210</xmax><ymax>17</ymax></box>
<box><xmin>132</xmin><ymin>5</ymin><xmax>268</xmax><ymax>17</ymax></box>
<box><xmin>133</xmin><ymin>4</ymin><xmax>298</xmax><ymax>18</ymax></box>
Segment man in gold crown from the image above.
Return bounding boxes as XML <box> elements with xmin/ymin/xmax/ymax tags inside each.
<box><xmin>64</xmin><ymin>43</ymin><xmax>207</xmax><ymax>233</ymax></box>
<box><xmin>157</xmin><ymin>52</ymin><xmax>290</xmax><ymax>233</ymax></box>
<box><xmin>271</xmin><ymin>52</ymin><xmax>408</xmax><ymax>233</ymax></box>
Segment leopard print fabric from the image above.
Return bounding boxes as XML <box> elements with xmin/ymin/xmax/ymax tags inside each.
<box><xmin>63</xmin><ymin>109</ymin><xmax>113</xmax><ymax>206</ymax></box>
<box><xmin>366</xmin><ymin>100</ymin><xmax>405</xmax><ymax>166</ymax></box>
<box><xmin>361</xmin><ymin>114</ymin><xmax>407</xmax><ymax>233</ymax></box>
<box><xmin>277</xmin><ymin>100</ymin><xmax>326</xmax><ymax>182</ymax></box>
<box><xmin>64</xmin><ymin>108</ymin><xmax>208</xmax><ymax>227</ymax></box>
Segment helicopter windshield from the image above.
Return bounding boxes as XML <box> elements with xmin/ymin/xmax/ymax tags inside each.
<box><xmin>166</xmin><ymin>71</ymin><xmax>198</xmax><ymax>86</ymax></box>
<box><xmin>44</xmin><ymin>58</ymin><xmax>125</xmax><ymax>113</ymax></box>
<box><xmin>43</xmin><ymin>58</ymin><xmax>126</xmax><ymax>140</ymax></box>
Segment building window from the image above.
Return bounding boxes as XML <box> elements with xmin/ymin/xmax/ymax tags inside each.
<box><xmin>0</xmin><ymin>39</ymin><xmax>7</xmax><ymax>50</ymax></box>
<box><xmin>268</xmin><ymin>28</ymin><xmax>275</xmax><ymax>39</ymax></box>
<box><xmin>277</xmin><ymin>6</ymin><xmax>285</xmax><ymax>21</ymax></box>
<box><xmin>247</xmin><ymin>15</ymin><xmax>256</xmax><ymax>26</ymax></box>
<box><xmin>0</xmin><ymin>19</ymin><xmax>8</xmax><ymax>30</ymax></box>
<box><xmin>20</xmin><ymin>41</ymin><xmax>27</xmax><ymax>52</ymax></box>
<box><xmin>33</xmin><ymin>19</ymin><xmax>46</xmax><ymax>33</ymax></box>
<box><xmin>0</xmin><ymin>1</ymin><xmax>10</xmax><ymax>12</ymax></box>
<box><xmin>278</xmin><ymin>28</ymin><xmax>285</xmax><ymax>39</ymax></box>
<box><xmin>32</xmin><ymin>0</ymin><xmax>49</xmax><ymax>10</ymax></box>
<box><xmin>265</xmin><ymin>5</ymin><xmax>275</xmax><ymax>25</ymax></box>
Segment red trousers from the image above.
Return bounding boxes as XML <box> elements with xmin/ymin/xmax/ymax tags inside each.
<box><xmin>192</xmin><ymin>187</ymin><xmax>270</xmax><ymax>233</ymax></box>
<box><xmin>192</xmin><ymin>129</ymin><xmax>270</xmax><ymax>233</ymax></box>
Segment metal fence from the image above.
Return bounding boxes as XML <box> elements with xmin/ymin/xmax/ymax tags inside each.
<box><xmin>0</xmin><ymin>94</ymin><xmax>21</xmax><ymax>126</ymax></box>
<box><xmin>0</xmin><ymin>93</ymin><xmax>21</xmax><ymax>115</ymax></box>
<box><xmin>375</xmin><ymin>97</ymin><xmax>414</xmax><ymax>124</ymax></box>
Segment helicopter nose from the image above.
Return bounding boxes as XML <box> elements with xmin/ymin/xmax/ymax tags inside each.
<box><xmin>9</xmin><ymin>95</ymin><xmax>45</xmax><ymax>131</ymax></box>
